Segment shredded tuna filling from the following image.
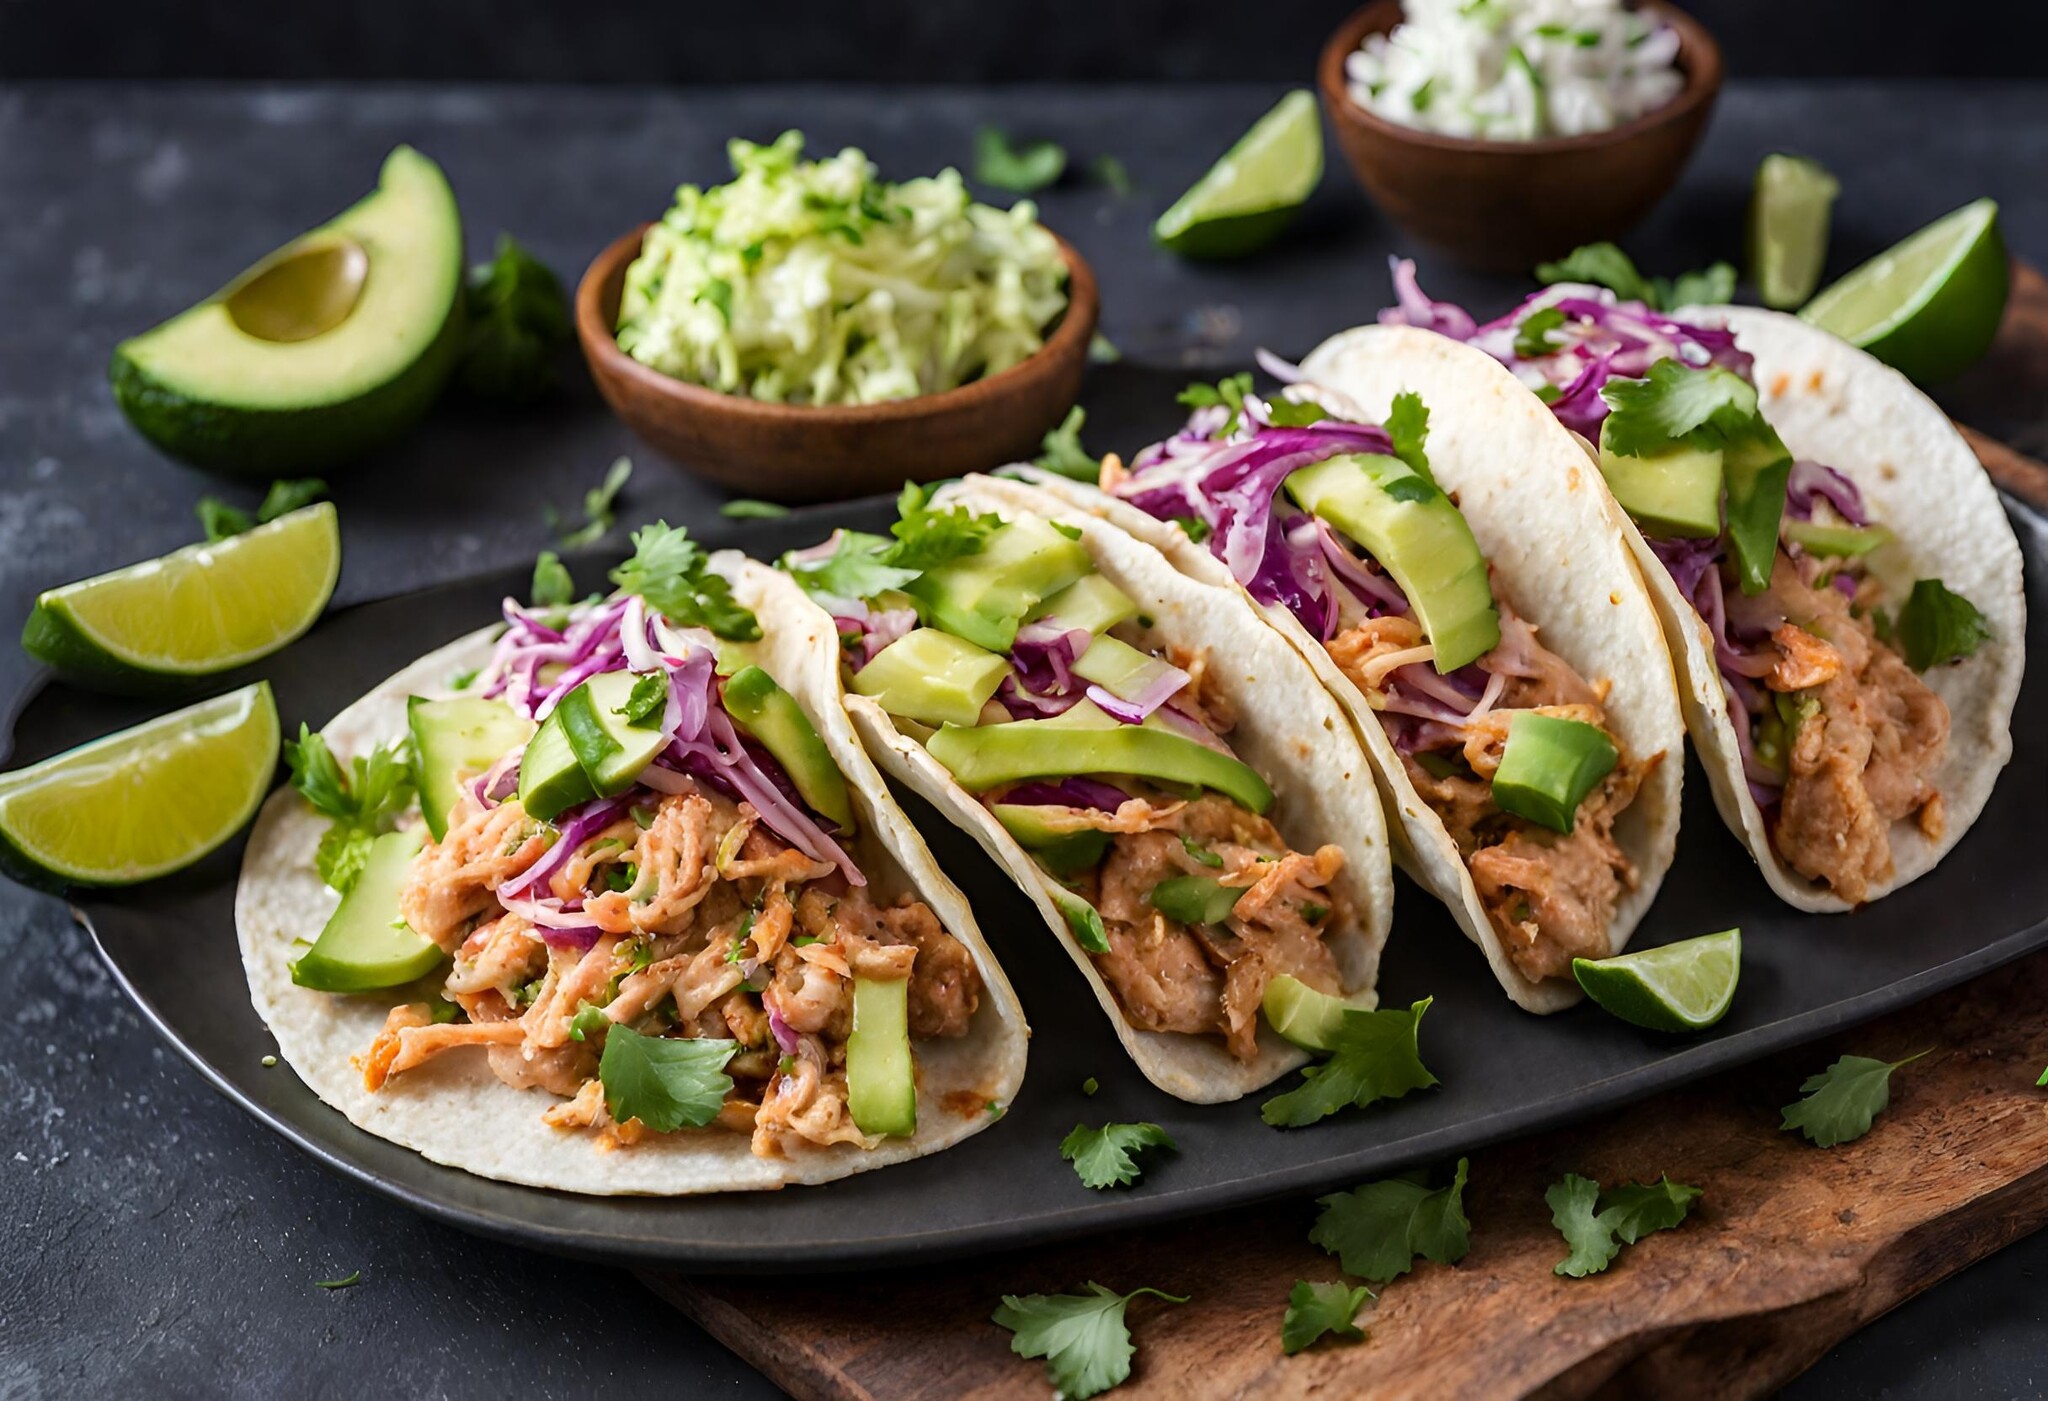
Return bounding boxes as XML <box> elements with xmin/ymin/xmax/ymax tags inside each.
<box><xmin>360</xmin><ymin>782</ymin><xmax>981</xmax><ymax>1157</ymax></box>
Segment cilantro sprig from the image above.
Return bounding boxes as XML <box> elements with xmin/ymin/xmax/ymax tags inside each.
<box><xmin>1281</xmin><ymin>1279</ymin><xmax>1372</xmax><ymax>1355</ymax></box>
<box><xmin>457</xmin><ymin>233</ymin><xmax>572</xmax><ymax>403</ymax></box>
<box><xmin>1894</xmin><ymin>579</ymin><xmax>1992</xmax><ymax>671</ymax></box>
<box><xmin>611</xmin><ymin>522</ymin><xmax>760</xmax><ymax>640</ymax></box>
<box><xmin>1034</xmin><ymin>405</ymin><xmax>1100</xmax><ymax>482</ymax></box>
<box><xmin>1060</xmin><ymin>1121</ymin><xmax>1177</xmax><ymax>1190</ymax></box>
<box><xmin>1178</xmin><ymin>372</ymin><xmax>1255</xmax><ymax>436</ymax></box>
<box><xmin>196</xmin><ymin>477</ymin><xmax>329</xmax><ymax>542</ymax></box>
<box><xmin>1780</xmin><ymin>1049</ymin><xmax>1928</xmax><ymax>1147</ymax></box>
<box><xmin>1261</xmin><ymin>998</ymin><xmax>1438</xmax><ymax>1128</ymax></box>
<box><xmin>1534</xmin><ymin>242</ymin><xmax>1736</xmax><ymax>312</ymax></box>
<box><xmin>781</xmin><ymin>483</ymin><xmax>1002</xmax><ymax>605</ymax></box>
<box><xmin>548</xmin><ymin>456</ymin><xmax>632</xmax><ymax>549</ymax></box>
<box><xmin>992</xmin><ymin>1283</ymin><xmax>1188</xmax><ymax>1400</ymax></box>
<box><xmin>1383</xmin><ymin>390</ymin><xmax>1432</xmax><ymax>482</ymax></box>
<box><xmin>973</xmin><ymin>126</ymin><xmax>1067</xmax><ymax>194</ymax></box>
<box><xmin>597</xmin><ymin>1024</ymin><xmax>736</xmax><ymax>1132</ymax></box>
<box><xmin>283</xmin><ymin>725</ymin><xmax>416</xmax><ymax>894</ymax></box>
<box><xmin>1548</xmin><ymin>1172</ymin><xmax>1702</xmax><ymax>1277</ymax></box>
<box><xmin>530</xmin><ymin>550</ymin><xmax>575</xmax><ymax>607</ymax></box>
<box><xmin>1597</xmin><ymin>359</ymin><xmax>1759</xmax><ymax>460</ymax></box>
<box><xmin>1309</xmin><ymin>1157</ymin><xmax>1470</xmax><ymax>1282</ymax></box>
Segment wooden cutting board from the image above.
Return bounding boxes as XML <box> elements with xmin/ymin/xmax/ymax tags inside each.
<box><xmin>643</xmin><ymin>269</ymin><xmax>2048</xmax><ymax>1401</ymax></box>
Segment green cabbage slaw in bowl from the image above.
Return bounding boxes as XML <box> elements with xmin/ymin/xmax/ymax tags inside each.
<box><xmin>616</xmin><ymin>131</ymin><xmax>1070</xmax><ymax>407</ymax></box>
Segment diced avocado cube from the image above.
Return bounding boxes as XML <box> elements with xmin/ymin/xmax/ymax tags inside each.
<box><xmin>1148</xmin><ymin>874</ymin><xmax>1243</xmax><ymax>926</ymax></box>
<box><xmin>556</xmin><ymin>670</ymin><xmax>670</xmax><ymax>797</ymax></box>
<box><xmin>408</xmin><ymin>695</ymin><xmax>536</xmax><ymax>840</ymax></box>
<box><xmin>991</xmin><ymin>802</ymin><xmax>1113</xmax><ymax>877</ymax></box>
<box><xmin>904</xmin><ymin>516</ymin><xmax>1094</xmax><ymax>653</ymax></box>
<box><xmin>722</xmin><ymin>664</ymin><xmax>854</xmax><ymax>830</ymax></box>
<box><xmin>1072</xmin><ymin>635</ymin><xmax>1183</xmax><ymax>704</ymax></box>
<box><xmin>1285</xmin><ymin>452</ymin><xmax>1500</xmax><ymax>672</ymax></box>
<box><xmin>1783</xmin><ymin>519</ymin><xmax>1893</xmax><ymax>558</ymax></box>
<box><xmin>852</xmin><ymin>628</ymin><xmax>1012</xmax><ymax>728</ymax></box>
<box><xmin>1261</xmin><ymin>973</ymin><xmax>1375</xmax><ymax>1052</ymax></box>
<box><xmin>1596</xmin><ymin>430</ymin><xmax>1725</xmax><ymax>540</ymax></box>
<box><xmin>518</xmin><ymin>708</ymin><xmax>596</xmax><ymax>822</ymax></box>
<box><xmin>1026</xmin><ymin>573</ymin><xmax>1139</xmax><ymax>637</ymax></box>
<box><xmin>846</xmin><ymin>974</ymin><xmax>916</xmax><ymax>1137</ymax></box>
<box><xmin>290</xmin><ymin>828</ymin><xmax>444</xmax><ymax>993</ymax></box>
<box><xmin>1721</xmin><ymin>419</ymin><xmax>1793</xmax><ymax>597</ymax></box>
<box><xmin>1489</xmin><ymin>712</ymin><xmax>1619</xmax><ymax>835</ymax></box>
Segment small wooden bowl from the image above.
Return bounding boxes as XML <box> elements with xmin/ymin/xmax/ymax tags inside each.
<box><xmin>575</xmin><ymin>225</ymin><xmax>1098</xmax><ymax>502</ymax></box>
<box><xmin>1318</xmin><ymin>0</ymin><xmax>1722</xmax><ymax>273</ymax></box>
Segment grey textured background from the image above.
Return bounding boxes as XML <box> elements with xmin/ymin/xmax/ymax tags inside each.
<box><xmin>1</xmin><ymin>80</ymin><xmax>2044</xmax><ymax>1397</ymax></box>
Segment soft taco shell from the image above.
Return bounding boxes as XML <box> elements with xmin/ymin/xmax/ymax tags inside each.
<box><xmin>236</xmin><ymin>555</ymin><xmax>1028</xmax><ymax>1194</ymax></box>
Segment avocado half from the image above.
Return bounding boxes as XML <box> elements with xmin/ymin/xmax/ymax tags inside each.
<box><xmin>110</xmin><ymin>145</ymin><xmax>465</xmax><ymax>475</ymax></box>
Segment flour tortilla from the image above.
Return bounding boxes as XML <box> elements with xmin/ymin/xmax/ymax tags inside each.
<box><xmin>1021</xmin><ymin>324</ymin><xmax>1688</xmax><ymax>1012</ymax></box>
<box><xmin>236</xmin><ymin>556</ymin><xmax>1028</xmax><ymax>1194</ymax></box>
<box><xmin>764</xmin><ymin>482</ymin><xmax>1394</xmax><ymax>1102</ymax></box>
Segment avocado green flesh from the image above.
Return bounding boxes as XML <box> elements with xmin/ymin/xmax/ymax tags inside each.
<box><xmin>517</xmin><ymin>710</ymin><xmax>595</xmax><ymax>822</ymax></box>
<box><xmin>1721</xmin><ymin>422</ymin><xmax>1794</xmax><ymax>596</ymax></box>
<box><xmin>1072</xmin><ymin>634</ymin><xmax>1181</xmax><ymax>703</ymax></box>
<box><xmin>1025</xmin><ymin>573</ymin><xmax>1139</xmax><ymax>636</ymax></box>
<box><xmin>1285</xmin><ymin>453</ymin><xmax>1500</xmax><ymax>672</ymax></box>
<box><xmin>557</xmin><ymin>671</ymin><xmax>669</xmax><ymax>797</ymax></box>
<box><xmin>722</xmin><ymin>665</ymin><xmax>854</xmax><ymax>830</ymax></box>
<box><xmin>903</xmin><ymin>517</ymin><xmax>1093</xmax><ymax>653</ymax></box>
<box><xmin>1597</xmin><ymin>436</ymin><xmax>1725</xmax><ymax>540</ymax></box>
<box><xmin>408</xmin><ymin>695</ymin><xmax>536</xmax><ymax>841</ymax></box>
<box><xmin>852</xmin><ymin>627</ymin><xmax>1011</xmax><ymax>728</ymax></box>
<box><xmin>1148</xmin><ymin>874</ymin><xmax>1243</xmax><ymax>926</ymax></box>
<box><xmin>1783</xmin><ymin>519</ymin><xmax>1893</xmax><ymax>558</ymax></box>
<box><xmin>110</xmin><ymin>145</ymin><xmax>465</xmax><ymax>475</ymax></box>
<box><xmin>290</xmin><ymin>829</ymin><xmax>443</xmax><ymax>992</ymax></box>
<box><xmin>846</xmin><ymin>975</ymin><xmax>917</xmax><ymax>1136</ymax></box>
<box><xmin>1261</xmin><ymin>973</ymin><xmax>1373</xmax><ymax>1052</ymax></box>
<box><xmin>925</xmin><ymin>704</ymin><xmax>1274</xmax><ymax>814</ymax></box>
<box><xmin>990</xmin><ymin>803</ymin><xmax>1112</xmax><ymax>876</ymax></box>
<box><xmin>1490</xmin><ymin>712</ymin><xmax>1619</xmax><ymax>835</ymax></box>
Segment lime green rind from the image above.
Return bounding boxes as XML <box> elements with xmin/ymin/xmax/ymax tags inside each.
<box><xmin>1572</xmin><ymin>929</ymin><xmax>1742</xmax><ymax>1034</ymax></box>
<box><xmin>1153</xmin><ymin>207</ymin><xmax>1304</xmax><ymax>261</ymax></box>
<box><xmin>1153</xmin><ymin>89</ymin><xmax>1323</xmax><ymax>261</ymax></box>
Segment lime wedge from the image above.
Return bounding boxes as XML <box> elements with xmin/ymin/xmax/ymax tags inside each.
<box><xmin>22</xmin><ymin>503</ymin><xmax>340</xmax><ymax>694</ymax></box>
<box><xmin>1154</xmin><ymin>90</ymin><xmax>1323</xmax><ymax>259</ymax></box>
<box><xmin>1801</xmin><ymin>198</ymin><xmax>2009</xmax><ymax>384</ymax></box>
<box><xmin>1748</xmin><ymin>153</ymin><xmax>1839</xmax><ymax>310</ymax></box>
<box><xmin>0</xmin><ymin>681</ymin><xmax>279</xmax><ymax>890</ymax></box>
<box><xmin>1572</xmin><ymin>929</ymin><xmax>1740</xmax><ymax>1033</ymax></box>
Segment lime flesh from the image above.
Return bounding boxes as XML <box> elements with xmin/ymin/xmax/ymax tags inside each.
<box><xmin>1154</xmin><ymin>90</ymin><xmax>1323</xmax><ymax>259</ymax></box>
<box><xmin>1572</xmin><ymin>928</ymin><xmax>1740</xmax><ymax>1033</ymax></box>
<box><xmin>22</xmin><ymin>503</ymin><xmax>340</xmax><ymax>693</ymax></box>
<box><xmin>1801</xmin><ymin>198</ymin><xmax>2008</xmax><ymax>384</ymax></box>
<box><xmin>1749</xmin><ymin>153</ymin><xmax>1839</xmax><ymax>311</ymax></box>
<box><xmin>0</xmin><ymin>681</ymin><xmax>279</xmax><ymax>889</ymax></box>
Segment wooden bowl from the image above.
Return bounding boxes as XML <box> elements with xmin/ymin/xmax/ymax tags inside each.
<box><xmin>575</xmin><ymin>224</ymin><xmax>1098</xmax><ymax>502</ymax></box>
<box><xmin>1317</xmin><ymin>0</ymin><xmax>1722</xmax><ymax>272</ymax></box>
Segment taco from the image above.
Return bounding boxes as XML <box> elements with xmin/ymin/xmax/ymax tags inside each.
<box><xmin>776</xmin><ymin>482</ymin><xmax>1394</xmax><ymax>1101</ymax></box>
<box><xmin>1372</xmin><ymin>261</ymin><xmax>2025</xmax><ymax>909</ymax></box>
<box><xmin>1019</xmin><ymin>354</ymin><xmax>1686</xmax><ymax>1013</ymax></box>
<box><xmin>237</xmin><ymin>533</ymin><xmax>1027</xmax><ymax>1194</ymax></box>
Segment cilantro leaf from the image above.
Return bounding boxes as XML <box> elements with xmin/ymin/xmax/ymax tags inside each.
<box><xmin>2038</xmin><ymin>1065</ymin><xmax>2048</xmax><ymax>1088</ymax></box>
<box><xmin>197</xmin><ymin>497</ymin><xmax>252</xmax><ymax>542</ymax></box>
<box><xmin>1598</xmin><ymin>360</ymin><xmax>1759</xmax><ymax>460</ymax></box>
<box><xmin>597</xmin><ymin>1024</ymin><xmax>736</xmax><ymax>1132</ymax></box>
<box><xmin>1658</xmin><ymin>261</ymin><xmax>1737</xmax><ymax>310</ymax></box>
<box><xmin>1513</xmin><ymin>306</ymin><xmax>1568</xmax><ymax>359</ymax></box>
<box><xmin>457</xmin><ymin>233</ymin><xmax>571</xmax><ymax>403</ymax></box>
<box><xmin>974</xmin><ymin>126</ymin><xmax>1067</xmax><ymax>194</ymax></box>
<box><xmin>1090</xmin><ymin>154</ymin><xmax>1131</xmax><ymax>197</ymax></box>
<box><xmin>611</xmin><ymin>522</ymin><xmax>761</xmax><ymax>640</ymax></box>
<box><xmin>1060</xmin><ymin>1121</ymin><xmax>1177</xmax><ymax>1190</ymax></box>
<box><xmin>258</xmin><ymin>478</ymin><xmax>328</xmax><ymax>523</ymax></box>
<box><xmin>720</xmin><ymin>499</ymin><xmax>790</xmax><ymax>519</ymax></box>
<box><xmin>1536</xmin><ymin>242</ymin><xmax>1656</xmax><ymax>305</ymax></box>
<box><xmin>1261</xmin><ymin>998</ymin><xmax>1438</xmax><ymax>1128</ymax></box>
<box><xmin>1309</xmin><ymin>1157</ymin><xmax>1470</xmax><ymax>1282</ymax></box>
<box><xmin>1035</xmin><ymin>405</ymin><xmax>1100</xmax><ymax>482</ymax></box>
<box><xmin>314</xmin><ymin>825</ymin><xmax>376</xmax><ymax>894</ymax></box>
<box><xmin>1383</xmin><ymin>391</ymin><xmax>1432</xmax><ymax>482</ymax></box>
<box><xmin>1178</xmin><ymin>372</ymin><xmax>1255</xmax><ymax>435</ymax></box>
<box><xmin>1265</xmin><ymin>397</ymin><xmax>1331</xmax><ymax>428</ymax></box>
<box><xmin>1549</xmin><ymin>1172</ymin><xmax>1702</xmax><ymax>1277</ymax></box>
<box><xmin>1173</xmin><ymin>516</ymin><xmax>1210</xmax><ymax>543</ymax></box>
<box><xmin>1597</xmin><ymin>1175</ymin><xmax>1703</xmax><ymax>1244</ymax></box>
<box><xmin>782</xmin><ymin>529</ymin><xmax>920</xmax><ymax>603</ymax></box>
<box><xmin>1780</xmin><ymin>1050</ymin><xmax>1927</xmax><ymax>1147</ymax></box>
<box><xmin>1895</xmin><ymin>579</ymin><xmax>1992</xmax><ymax>671</ymax></box>
<box><xmin>552</xmin><ymin>457</ymin><xmax>632</xmax><ymax>549</ymax></box>
<box><xmin>1089</xmin><ymin>332</ymin><xmax>1122</xmax><ymax>364</ymax></box>
<box><xmin>1281</xmin><ymin>1279</ymin><xmax>1372</xmax><ymax>1355</ymax></box>
<box><xmin>992</xmin><ymin>1283</ymin><xmax>1187</xmax><ymax>1401</ymax></box>
<box><xmin>530</xmin><ymin>549</ymin><xmax>575</xmax><ymax>607</ymax></box>
<box><xmin>283</xmin><ymin>725</ymin><xmax>415</xmax><ymax>894</ymax></box>
<box><xmin>616</xmin><ymin>672</ymin><xmax>668</xmax><ymax>726</ymax></box>
<box><xmin>314</xmin><ymin>1270</ymin><xmax>361</xmax><ymax>1290</ymax></box>
<box><xmin>886</xmin><ymin>482</ymin><xmax>1003</xmax><ymax>571</ymax></box>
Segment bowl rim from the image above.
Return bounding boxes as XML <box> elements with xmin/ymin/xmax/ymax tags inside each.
<box><xmin>574</xmin><ymin>221</ymin><xmax>1099</xmax><ymax>427</ymax></box>
<box><xmin>1317</xmin><ymin>0</ymin><xmax>1723</xmax><ymax>158</ymax></box>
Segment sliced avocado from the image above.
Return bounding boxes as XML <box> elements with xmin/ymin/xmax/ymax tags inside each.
<box><xmin>722</xmin><ymin>664</ymin><xmax>854</xmax><ymax>830</ymax></box>
<box><xmin>408</xmin><ymin>695</ymin><xmax>536</xmax><ymax>841</ymax></box>
<box><xmin>1490</xmin><ymin>712</ymin><xmax>1619</xmax><ymax>835</ymax></box>
<box><xmin>991</xmin><ymin>803</ymin><xmax>1113</xmax><ymax>877</ymax></box>
<box><xmin>1285</xmin><ymin>453</ymin><xmax>1501</xmax><ymax>672</ymax></box>
<box><xmin>904</xmin><ymin>516</ymin><xmax>1093</xmax><ymax>653</ymax></box>
<box><xmin>1072</xmin><ymin>635</ymin><xmax>1182</xmax><ymax>704</ymax></box>
<box><xmin>1722</xmin><ymin>419</ymin><xmax>1794</xmax><ymax>597</ymax></box>
<box><xmin>846</xmin><ymin>974</ymin><xmax>917</xmax><ymax>1137</ymax></box>
<box><xmin>290</xmin><ymin>828</ymin><xmax>443</xmax><ymax>992</ymax></box>
<box><xmin>925</xmin><ymin>700</ymin><xmax>1275</xmax><ymax>814</ymax></box>
<box><xmin>556</xmin><ymin>671</ymin><xmax>669</xmax><ymax>797</ymax></box>
<box><xmin>1783</xmin><ymin>519</ymin><xmax>1893</xmax><ymax>558</ymax></box>
<box><xmin>1597</xmin><ymin>431</ymin><xmax>1724</xmax><ymax>539</ymax></box>
<box><xmin>517</xmin><ymin>708</ymin><xmax>595</xmax><ymax>822</ymax></box>
<box><xmin>110</xmin><ymin>146</ymin><xmax>465</xmax><ymax>476</ymax></box>
<box><xmin>1025</xmin><ymin>573</ymin><xmax>1139</xmax><ymax>636</ymax></box>
<box><xmin>1148</xmin><ymin>874</ymin><xmax>1243</xmax><ymax>926</ymax></box>
<box><xmin>1261</xmin><ymin>973</ymin><xmax>1376</xmax><ymax>1051</ymax></box>
<box><xmin>852</xmin><ymin>628</ymin><xmax>1011</xmax><ymax>728</ymax></box>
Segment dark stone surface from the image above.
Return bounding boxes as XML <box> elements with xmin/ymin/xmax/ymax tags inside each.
<box><xmin>0</xmin><ymin>82</ymin><xmax>2042</xmax><ymax>1397</ymax></box>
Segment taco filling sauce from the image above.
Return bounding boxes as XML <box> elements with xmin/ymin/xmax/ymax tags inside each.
<box><xmin>791</xmin><ymin>488</ymin><xmax>1346</xmax><ymax>1061</ymax></box>
<box><xmin>1380</xmin><ymin>261</ymin><xmax>1984</xmax><ymax>903</ymax></box>
<box><xmin>1111</xmin><ymin>383</ymin><xmax>1643</xmax><ymax>983</ymax></box>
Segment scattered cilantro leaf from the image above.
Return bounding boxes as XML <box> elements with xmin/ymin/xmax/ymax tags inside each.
<box><xmin>1383</xmin><ymin>391</ymin><xmax>1432</xmax><ymax>482</ymax></box>
<box><xmin>598</xmin><ymin>1025</ymin><xmax>736</xmax><ymax>1132</ymax></box>
<box><xmin>1091</xmin><ymin>154</ymin><xmax>1131</xmax><ymax>196</ymax></box>
<box><xmin>781</xmin><ymin>529</ymin><xmax>919</xmax><ymax>603</ymax></box>
<box><xmin>1598</xmin><ymin>1176</ymin><xmax>1703</xmax><ymax>1244</ymax></box>
<box><xmin>992</xmin><ymin>1283</ymin><xmax>1188</xmax><ymax>1401</ymax></box>
<box><xmin>1658</xmin><ymin>261</ymin><xmax>1737</xmax><ymax>310</ymax></box>
<box><xmin>314</xmin><ymin>1271</ymin><xmax>361</xmax><ymax>1290</ymax></box>
<box><xmin>1780</xmin><ymin>1050</ymin><xmax>1928</xmax><ymax>1147</ymax></box>
<box><xmin>885</xmin><ymin>482</ymin><xmax>1004</xmax><ymax>571</ymax></box>
<box><xmin>2037</xmin><ymin>1065</ymin><xmax>2048</xmax><ymax>1088</ymax></box>
<box><xmin>1179</xmin><ymin>372</ymin><xmax>1255</xmax><ymax>435</ymax></box>
<box><xmin>1281</xmin><ymin>1279</ymin><xmax>1371</xmax><ymax>1355</ymax></box>
<box><xmin>1088</xmin><ymin>332</ymin><xmax>1122</xmax><ymax>364</ymax></box>
<box><xmin>1309</xmin><ymin>1157</ymin><xmax>1470</xmax><ymax>1282</ymax></box>
<box><xmin>458</xmin><ymin>233</ymin><xmax>571</xmax><ymax>403</ymax></box>
<box><xmin>1035</xmin><ymin>405</ymin><xmax>1100</xmax><ymax>482</ymax></box>
<box><xmin>552</xmin><ymin>457</ymin><xmax>633</xmax><ymax>549</ymax></box>
<box><xmin>258</xmin><ymin>477</ymin><xmax>329</xmax><ymax>522</ymax></box>
<box><xmin>283</xmin><ymin>725</ymin><xmax>416</xmax><ymax>894</ymax></box>
<box><xmin>974</xmin><ymin>126</ymin><xmax>1067</xmax><ymax>194</ymax></box>
<box><xmin>1536</xmin><ymin>242</ymin><xmax>1655</xmax><ymax>304</ymax></box>
<box><xmin>1265</xmin><ymin>397</ymin><xmax>1331</xmax><ymax>428</ymax></box>
<box><xmin>1261</xmin><ymin>998</ymin><xmax>1438</xmax><ymax>1128</ymax></box>
<box><xmin>721</xmin><ymin>499</ymin><xmax>790</xmax><ymax>519</ymax></box>
<box><xmin>611</xmin><ymin>522</ymin><xmax>761</xmax><ymax>640</ymax></box>
<box><xmin>1549</xmin><ymin>1172</ymin><xmax>1702</xmax><ymax>1277</ymax></box>
<box><xmin>197</xmin><ymin>497</ymin><xmax>252</xmax><ymax>541</ymax></box>
<box><xmin>530</xmin><ymin>549</ymin><xmax>575</xmax><ymax>607</ymax></box>
<box><xmin>314</xmin><ymin>826</ymin><xmax>376</xmax><ymax>895</ymax></box>
<box><xmin>1597</xmin><ymin>359</ymin><xmax>1759</xmax><ymax>459</ymax></box>
<box><xmin>616</xmin><ymin>672</ymin><xmax>668</xmax><ymax>726</ymax></box>
<box><xmin>1513</xmin><ymin>306</ymin><xmax>1569</xmax><ymax>359</ymax></box>
<box><xmin>1895</xmin><ymin>579</ymin><xmax>1992</xmax><ymax>671</ymax></box>
<box><xmin>1060</xmin><ymin>1121</ymin><xmax>1176</xmax><ymax>1190</ymax></box>
<box><xmin>1173</xmin><ymin>516</ymin><xmax>1210</xmax><ymax>543</ymax></box>
<box><xmin>568</xmin><ymin>1004</ymin><xmax>611</xmax><ymax>1043</ymax></box>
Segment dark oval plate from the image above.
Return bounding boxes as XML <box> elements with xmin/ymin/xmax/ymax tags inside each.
<box><xmin>11</xmin><ymin>500</ymin><xmax>2043</xmax><ymax>1272</ymax></box>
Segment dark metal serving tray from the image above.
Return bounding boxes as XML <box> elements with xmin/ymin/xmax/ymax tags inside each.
<box><xmin>12</xmin><ymin>498</ymin><xmax>2043</xmax><ymax>1272</ymax></box>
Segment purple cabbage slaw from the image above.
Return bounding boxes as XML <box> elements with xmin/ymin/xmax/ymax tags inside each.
<box><xmin>469</xmin><ymin>592</ymin><xmax>863</xmax><ymax>950</ymax></box>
